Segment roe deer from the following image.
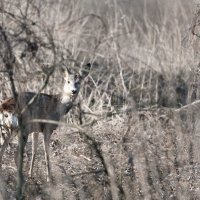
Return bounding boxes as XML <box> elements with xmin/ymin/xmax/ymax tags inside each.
<box><xmin>0</xmin><ymin>64</ymin><xmax>90</xmax><ymax>181</ymax></box>
<box><xmin>0</xmin><ymin>98</ymin><xmax>18</xmax><ymax>159</ymax></box>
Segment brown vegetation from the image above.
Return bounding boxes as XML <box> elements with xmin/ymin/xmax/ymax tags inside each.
<box><xmin>0</xmin><ymin>0</ymin><xmax>200</xmax><ymax>199</ymax></box>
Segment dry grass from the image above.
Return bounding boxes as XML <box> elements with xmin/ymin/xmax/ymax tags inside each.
<box><xmin>1</xmin><ymin>0</ymin><xmax>200</xmax><ymax>199</ymax></box>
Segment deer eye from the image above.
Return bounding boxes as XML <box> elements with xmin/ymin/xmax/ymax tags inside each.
<box><xmin>4</xmin><ymin>114</ymin><xmax>8</xmax><ymax>118</ymax></box>
<box><xmin>68</xmin><ymin>81</ymin><xmax>70</xmax><ymax>84</ymax></box>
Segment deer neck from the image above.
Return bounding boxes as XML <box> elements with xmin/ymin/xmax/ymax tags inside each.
<box><xmin>56</xmin><ymin>85</ymin><xmax>74</xmax><ymax>115</ymax></box>
<box><xmin>56</xmin><ymin>97</ymin><xmax>73</xmax><ymax>116</ymax></box>
<box><xmin>60</xmin><ymin>82</ymin><xmax>71</xmax><ymax>104</ymax></box>
<box><xmin>61</xmin><ymin>94</ymin><xmax>71</xmax><ymax>104</ymax></box>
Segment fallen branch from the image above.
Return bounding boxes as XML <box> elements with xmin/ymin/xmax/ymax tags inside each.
<box><xmin>175</xmin><ymin>100</ymin><xmax>200</xmax><ymax>112</ymax></box>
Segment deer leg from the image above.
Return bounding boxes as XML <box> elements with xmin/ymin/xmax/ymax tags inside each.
<box><xmin>28</xmin><ymin>132</ymin><xmax>39</xmax><ymax>178</ymax></box>
<box><xmin>43</xmin><ymin>134</ymin><xmax>51</xmax><ymax>182</ymax></box>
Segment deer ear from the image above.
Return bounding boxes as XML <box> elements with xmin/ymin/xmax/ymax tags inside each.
<box><xmin>79</xmin><ymin>63</ymin><xmax>91</xmax><ymax>79</ymax></box>
<box><xmin>64</xmin><ymin>68</ymin><xmax>70</xmax><ymax>78</ymax></box>
<box><xmin>1</xmin><ymin>98</ymin><xmax>15</xmax><ymax>112</ymax></box>
<box><xmin>61</xmin><ymin>66</ymin><xmax>71</xmax><ymax>79</ymax></box>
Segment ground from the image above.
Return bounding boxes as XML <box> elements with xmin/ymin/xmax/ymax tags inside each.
<box><xmin>1</xmin><ymin>107</ymin><xmax>200</xmax><ymax>199</ymax></box>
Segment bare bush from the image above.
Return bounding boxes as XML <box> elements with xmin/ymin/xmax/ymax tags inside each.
<box><xmin>1</xmin><ymin>0</ymin><xmax>200</xmax><ymax>199</ymax></box>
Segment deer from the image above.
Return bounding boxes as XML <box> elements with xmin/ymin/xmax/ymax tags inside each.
<box><xmin>0</xmin><ymin>64</ymin><xmax>90</xmax><ymax>182</ymax></box>
<box><xmin>0</xmin><ymin>98</ymin><xmax>18</xmax><ymax>160</ymax></box>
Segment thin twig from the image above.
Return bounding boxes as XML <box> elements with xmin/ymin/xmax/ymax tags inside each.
<box><xmin>175</xmin><ymin>100</ymin><xmax>200</xmax><ymax>112</ymax></box>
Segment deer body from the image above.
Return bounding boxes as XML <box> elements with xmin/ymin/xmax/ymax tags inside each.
<box><xmin>0</xmin><ymin>64</ymin><xmax>90</xmax><ymax>181</ymax></box>
<box><xmin>16</xmin><ymin>92</ymin><xmax>73</xmax><ymax>132</ymax></box>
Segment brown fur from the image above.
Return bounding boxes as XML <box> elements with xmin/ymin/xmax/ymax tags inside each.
<box><xmin>0</xmin><ymin>98</ymin><xmax>15</xmax><ymax>113</ymax></box>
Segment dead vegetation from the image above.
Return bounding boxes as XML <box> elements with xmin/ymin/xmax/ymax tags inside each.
<box><xmin>0</xmin><ymin>0</ymin><xmax>200</xmax><ymax>199</ymax></box>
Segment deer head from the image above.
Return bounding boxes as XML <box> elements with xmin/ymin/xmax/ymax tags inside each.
<box><xmin>61</xmin><ymin>63</ymin><xmax>91</xmax><ymax>103</ymax></box>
